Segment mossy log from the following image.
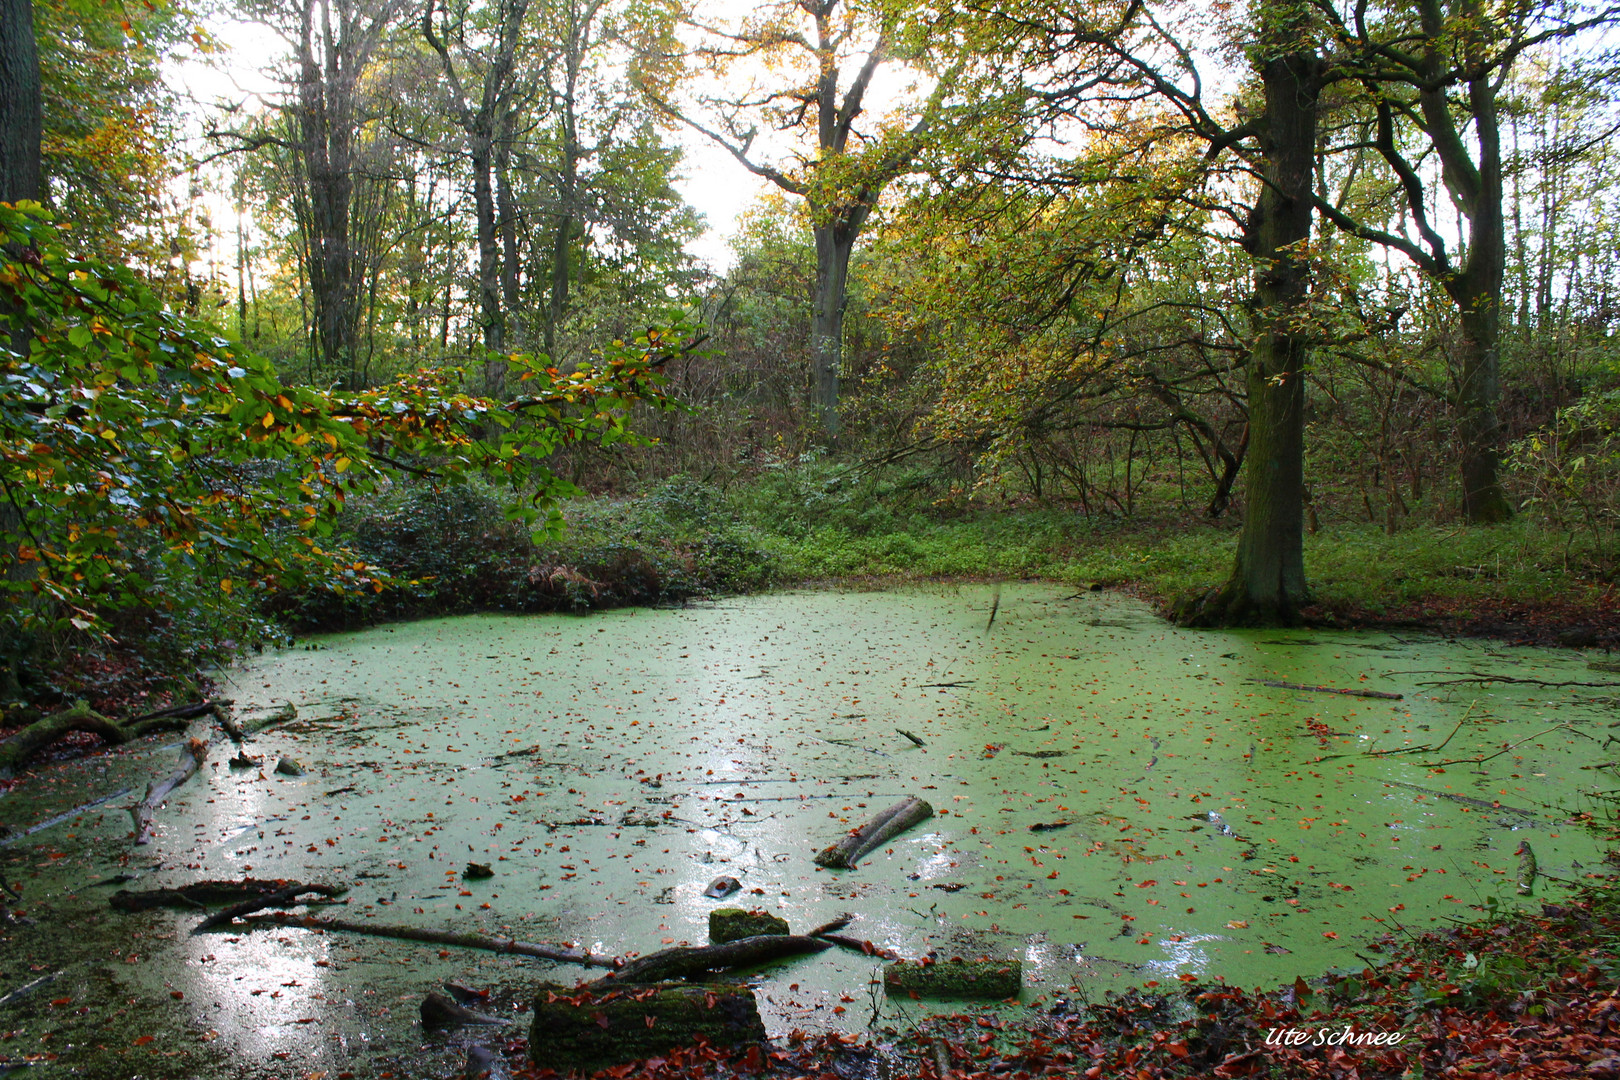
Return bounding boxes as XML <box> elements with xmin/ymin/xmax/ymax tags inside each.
<box><xmin>814</xmin><ymin>796</ymin><xmax>934</xmax><ymax>869</ymax></box>
<box><xmin>529</xmin><ymin>982</ymin><xmax>764</xmax><ymax>1073</ymax></box>
<box><xmin>595</xmin><ymin>934</ymin><xmax>828</xmax><ymax>985</ymax></box>
<box><xmin>0</xmin><ymin>700</ymin><xmax>199</xmax><ymax>776</ymax></box>
<box><xmin>883</xmin><ymin>958</ymin><xmax>1021</xmax><ymax>999</ymax></box>
<box><xmin>708</xmin><ymin>908</ymin><xmax>789</xmax><ymax>944</ymax></box>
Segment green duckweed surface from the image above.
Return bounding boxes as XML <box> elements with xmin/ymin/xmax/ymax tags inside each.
<box><xmin>1</xmin><ymin>584</ymin><xmax>1614</xmax><ymax>1077</ymax></box>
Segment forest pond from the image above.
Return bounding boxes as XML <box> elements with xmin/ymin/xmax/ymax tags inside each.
<box><xmin>3</xmin><ymin>585</ymin><xmax>1615</xmax><ymax>1076</ymax></box>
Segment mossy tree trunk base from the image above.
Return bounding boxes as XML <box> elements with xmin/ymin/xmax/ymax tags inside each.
<box><xmin>528</xmin><ymin>982</ymin><xmax>764</xmax><ymax>1073</ymax></box>
<box><xmin>1172</xmin><ymin>577</ymin><xmax>1307</xmax><ymax>629</ymax></box>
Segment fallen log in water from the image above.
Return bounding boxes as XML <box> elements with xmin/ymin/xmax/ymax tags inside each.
<box><xmin>232</xmin><ymin>913</ymin><xmax>614</xmax><ymax>967</ymax></box>
<box><xmin>130</xmin><ymin>738</ymin><xmax>210</xmax><ymax>845</ymax></box>
<box><xmin>237</xmin><ymin>702</ymin><xmax>297</xmax><ymax>737</ymax></box>
<box><xmin>110</xmin><ymin>878</ymin><xmax>326</xmax><ymax>912</ymax></box>
<box><xmin>884</xmin><ymin>958</ymin><xmax>1022</xmax><ymax>999</ymax></box>
<box><xmin>529</xmin><ymin>982</ymin><xmax>764</xmax><ymax>1073</ymax></box>
<box><xmin>1260</xmin><ymin>680</ymin><xmax>1403</xmax><ymax>700</ymax></box>
<box><xmin>0</xmin><ymin>701</ymin><xmax>199</xmax><ymax>777</ymax></box>
<box><xmin>814</xmin><ymin>796</ymin><xmax>934</xmax><ymax>869</ymax></box>
<box><xmin>193</xmin><ymin>883</ymin><xmax>347</xmax><ymax>931</ymax></box>
<box><xmin>594</xmin><ymin>934</ymin><xmax>828</xmax><ymax>985</ymax></box>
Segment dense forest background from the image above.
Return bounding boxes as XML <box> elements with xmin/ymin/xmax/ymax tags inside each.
<box><xmin>2</xmin><ymin>0</ymin><xmax>1619</xmax><ymax>709</ymax></box>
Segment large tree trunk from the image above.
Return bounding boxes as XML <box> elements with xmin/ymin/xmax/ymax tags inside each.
<box><xmin>494</xmin><ymin>114</ymin><xmax>522</xmax><ymax>348</ymax></box>
<box><xmin>290</xmin><ymin>0</ymin><xmax>384</xmax><ymax>391</ymax></box>
<box><xmin>0</xmin><ymin>0</ymin><xmax>41</xmax><ymax>205</ymax></box>
<box><xmin>470</xmin><ymin>135</ymin><xmax>506</xmax><ymax>392</ymax></box>
<box><xmin>1454</xmin><ymin>304</ymin><xmax>1511</xmax><ymax>522</ymax></box>
<box><xmin>1442</xmin><ymin>51</ymin><xmax>1513</xmax><ymax>524</ymax></box>
<box><xmin>810</xmin><ymin>210</ymin><xmax>864</xmax><ymax>441</ymax></box>
<box><xmin>1178</xmin><ymin>28</ymin><xmax>1319</xmax><ymax>627</ymax></box>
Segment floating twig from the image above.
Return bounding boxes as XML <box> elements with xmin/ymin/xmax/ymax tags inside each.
<box><xmin>1397</xmin><ymin>670</ymin><xmax>1620</xmax><ymax>690</ymax></box>
<box><xmin>0</xmin><ymin>970</ymin><xmax>63</xmax><ymax>1009</ymax></box>
<box><xmin>1366</xmin><ymin>703</ymin><xmax>1478</xmax><ymax>758</ymax></box>
<box><xmin>1417</xmin><ymin>723</ymin><xmax>1570</xmax><ymax>768</ymax></box>
<box><xmin>1261</xmin><ymin>680</ymin><xmax>1403</xmax><ymax>700</ymax></box>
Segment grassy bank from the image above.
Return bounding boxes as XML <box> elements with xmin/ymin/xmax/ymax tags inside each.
<box><xmin>282</xmin><ymin>465</ymin><xmax>1616</xmax><ymax>648</ymax></box>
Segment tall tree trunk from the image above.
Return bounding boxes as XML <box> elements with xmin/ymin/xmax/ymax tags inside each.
<box><xmin>1442</xmin><ymin>54</ymin><xmax>1513</xmax><ymax>523</ymax></box>
<box><xmin>811</xmin><ymin>209</ymin><xmax>865</xmax><ymax>441</ymax></box>
<box><xmin>470</xmin><ymin>135</ymin><xmax>505</xmax><ymax>392</ymax></box>
<box><xmin>1178</xmin><ymin>19</ymin><xmax>1319</xmax><ymax>627</ymax></box>
<box><xmin>495</xmin><ymin>114</ymin><xmax>522</xmax><ymax>349</ymax></box>
<box><xmin>0</xmin><ymin>0</ymin><xmax>41</xmax><ymax>205</ymax></box>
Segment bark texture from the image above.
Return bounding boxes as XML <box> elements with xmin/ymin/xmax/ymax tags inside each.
<box><xmin>0</xmin><ymin>0</ymin><xmax>41</xmax><ymax>204</ymax></box>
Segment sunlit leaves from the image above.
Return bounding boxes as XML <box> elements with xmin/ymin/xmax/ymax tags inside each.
<box><xmin>0</xmin><ymin>205</ymin><xmax>677</xmax><ymax>636</ymax></box>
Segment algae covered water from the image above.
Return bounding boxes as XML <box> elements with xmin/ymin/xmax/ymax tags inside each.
<box><xmin>0</xmin><ymin>585</ymin><xmax>1613</xmax><ymax>1077</ymax></box>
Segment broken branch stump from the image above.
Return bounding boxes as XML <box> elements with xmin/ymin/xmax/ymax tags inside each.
<box><xmin>814</xmin><ymin>796</ymin><xmax>934</xmax><ymax>869</ymax></box>
<box><xmin>529</xmin><ymin>983</ymin><xmax>764</xmax><ymax>1073</ymax></box>
<box><xmin>130</xmin><ymin>738</ymin><xmax>209</xmax><ymax>845</ymax></box>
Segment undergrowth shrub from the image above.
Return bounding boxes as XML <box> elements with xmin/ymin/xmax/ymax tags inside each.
<box><xmin>277</xmin><ymin>477</ymin><xmax>777</xmax><ymax>629</ymax></box>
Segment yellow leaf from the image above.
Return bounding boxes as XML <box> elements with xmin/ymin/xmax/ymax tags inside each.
<box><xmin>220</xmin><ymin>579</ymin><xmax>233</xmax><ymax>594</ymax></box>
<box><xmin>334</xmin><ymin>457</ymin><xmax>351</xmax><ymax>473</ymax></box>
<box><xmin>261</xmin><ymin>412</ymin><xmax>275</xmax><ymax>428</ymax></box>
